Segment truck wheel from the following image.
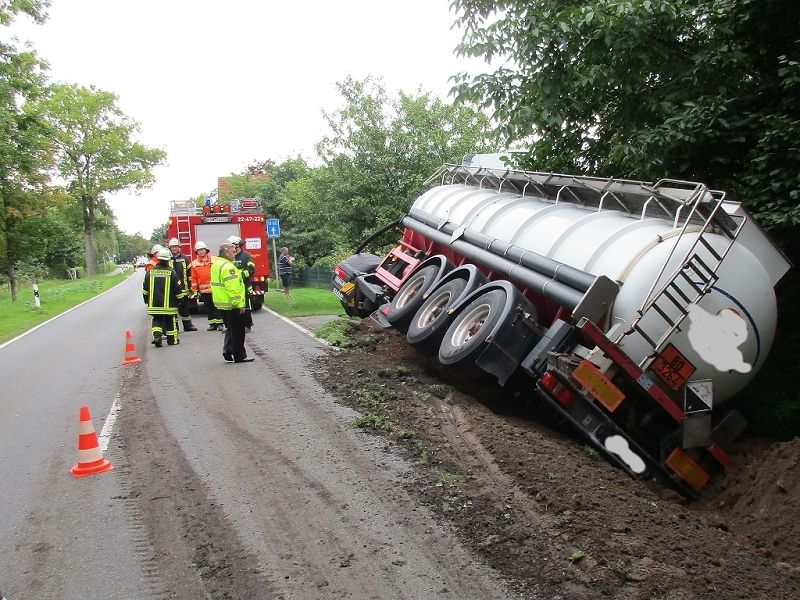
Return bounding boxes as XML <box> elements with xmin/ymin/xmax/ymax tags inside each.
<box><xmin>386</xmin><ymin>265</ymin><xmax>439</xmax><ymax>334</ymax></box>
<box><xmin>251</xmin><ymin>296</ymin><xmax>263</xmax><ymax>312</ymax></box>
<box><xmin>406</xmin><ymin>278</ymin><xmax>468</xmax><ymax>355</ymax></box>
<box><xmin>439</xmin><ymin>289</ymin><xmax>507</xmax><ymax>368</ymax></box>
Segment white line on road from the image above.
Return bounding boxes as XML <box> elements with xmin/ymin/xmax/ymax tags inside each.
<box><xmin>98</xmin><ymin>378</ymin><xmax>127</xmax><ymax>453</ymax></box>
<box><xmin>262</xmin><ymin>307</ymin><xmax>332</xmax><ymax>346</ymax></box>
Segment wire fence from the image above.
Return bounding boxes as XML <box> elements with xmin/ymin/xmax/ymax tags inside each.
<box><xmin>284</xmin><ymin>265</ymin><xmax>334</xmax><ymax>289</ymax></box>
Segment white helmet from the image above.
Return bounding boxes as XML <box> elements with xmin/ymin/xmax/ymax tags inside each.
<box><xmin>150</xmin><ymin>244</ymin><xmax>164</xmax><ymax>255</ymax></box>
<box><xmin>226</xmin><ymin>235</ymin><xmax>242</xmax><ymax>245</ymax></box>
<box><xmin>194</xmin><ymin>240</ymin><xmax>209</xmax><ymax>251</ymax></box>
<box><xmin>168</xmin><ymin>237</ymin><xmax>180</xmax><ymax>247</ymax></box>
<box><xmin>156</xmin><ymin>248</ymin><xmax>172</xmax><ymax>261</ymax></box>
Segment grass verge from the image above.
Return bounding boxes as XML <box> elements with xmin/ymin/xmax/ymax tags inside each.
<box><xmin>263</xmin><ymin>286</ymin><xmax>345</xmax><ymax>318</ymax></box>
<box><xmin>0</xmin><ymin>271</ymin><xmax>130</xmax><ymax>343</ymax></box>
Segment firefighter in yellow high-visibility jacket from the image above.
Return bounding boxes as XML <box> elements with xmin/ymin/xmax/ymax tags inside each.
<box><xmin>210</xmin><ymin>243</ymin><xmax>254</xmax><ymax>363</ymax></box>
<box><xmin>143</xmin><ymin>248</ymin><xmax>185</xmax><ymax>347</ymax></box>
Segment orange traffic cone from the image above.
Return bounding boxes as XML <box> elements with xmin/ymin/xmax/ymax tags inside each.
<box><xmin>70</xmin><ymin>405</ymin><xmax>113</xmax><ymax>478</ymax></box>
<box><xmin>122</xmin><ymin>329</ymin><xmax>141</xmax><ymax>365</ymax></box>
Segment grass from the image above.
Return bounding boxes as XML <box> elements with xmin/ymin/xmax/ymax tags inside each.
<box><xmin>263</xmin><ymin>286</ymin><xmax>345</xmax><ymax>318</ymax></box>
<box><xmin>0</xmin><ymin>271</ymin><xmax>130</xmax><ymax>343</ymax></box>
<box><xmin>316</xmin><ymin>319</ymin><xmax>357</xmax><ymax>347</ymax></box>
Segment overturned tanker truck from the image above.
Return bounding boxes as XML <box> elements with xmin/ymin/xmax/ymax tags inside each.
<box><xmin>332</xmin><ymin>154</ymin><xmax>791</xmax><ymax>497</ymax></box>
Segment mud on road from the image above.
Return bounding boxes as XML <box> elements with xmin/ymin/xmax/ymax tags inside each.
<box><xmin>314</xmin><ymin>319</ymin><xmax>800</xmax><ymax>600</ymax></box>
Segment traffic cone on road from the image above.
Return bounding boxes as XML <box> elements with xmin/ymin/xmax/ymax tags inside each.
<box><xmin>70</xmin><ymin>405</ymin><xmax>113</xmax><ymax>478</ymax></box>
<box><xmin>122</xmin><ymin>329</ymin><xmax>141</xmax><ymax>365</ymax></box>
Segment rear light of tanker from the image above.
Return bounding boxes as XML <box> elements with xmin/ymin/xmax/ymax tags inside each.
<box><xmin>334</xmin><ymin>266</ymin><xmax>348</xmax><ymax>281</ymax></box>
<box><xmin>540</xmin><ymin>372</ymin><xmax>576</xmax><ymax>407</ymax></box>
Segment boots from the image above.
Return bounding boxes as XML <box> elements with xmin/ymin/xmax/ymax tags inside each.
<box><xmin>183</xmin><ymin>320</ymin><xmax>197</xmax><ymax>332</ymax></box>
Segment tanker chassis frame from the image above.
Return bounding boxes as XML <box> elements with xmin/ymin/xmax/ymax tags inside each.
<box><xmin>332</xmin><ymin>163</ymin><xmax>788</xmax><ymax>498</ymax></box>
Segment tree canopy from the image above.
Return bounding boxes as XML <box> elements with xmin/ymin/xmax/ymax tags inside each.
<box><xmin>451</xmin><ymin>0</ymin><xmax>800</xmax><ymax>236</ymax></box>
<box><xmin>35</xmin><ymin>83</ymin><xmax>166</xmax><ymax>276</ymax></box>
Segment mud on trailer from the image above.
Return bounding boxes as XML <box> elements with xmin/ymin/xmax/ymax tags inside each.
<box><xmin>332</xmin><ymin>157</ymin><xmax>791</xmax><ymax>497</ymax></box>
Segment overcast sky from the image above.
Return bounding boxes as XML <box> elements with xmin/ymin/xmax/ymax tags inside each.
<box><xmin>9</xmin><ymin>0</ymin><xmax>487</xmax><ymax>237</ymax></box>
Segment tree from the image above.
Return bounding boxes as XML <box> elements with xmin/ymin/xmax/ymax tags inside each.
<box><xmin>149</xmin><ymin>222</ymin><xmax>168</xmax><ymax>246</ymax></box>
<box><xmin>0</xmin><ymin>1</ymin><xmax>52</xmax><ymax>299</ymax></box>
<box><xmin>306</xmin><ymin>76</ymin><xmax>496</xmax><ymax>245</ymax></box>
<box><xmin>451</xmin><ymin>0</ymin><xmax>800</xmax><ymax>233</ymax></box>
<box><xmin>35</xmin><ymin>84</ymin><xmax>166</xmax><ymax>276</ymax></box>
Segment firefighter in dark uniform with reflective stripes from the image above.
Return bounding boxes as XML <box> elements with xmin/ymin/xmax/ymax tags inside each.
<box><xmin>227</xmin><ymin>235</ymin><xmax>255</xmax><ymax>332</ymax></box>
<box><xmin>143</xmin><ymin>248</ymin><xmax>185</xmax><ymax>347</ymax></box>
<box><xmin>168</xmin><ymin>237</ymin><xmax>197</xmax><ymax>332</ymax></box>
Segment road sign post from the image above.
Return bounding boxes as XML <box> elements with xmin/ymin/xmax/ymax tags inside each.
<box><xmin>267</xmin><ymin>218</ymin><xmax>281</xmax><ymax>288</ymax></box>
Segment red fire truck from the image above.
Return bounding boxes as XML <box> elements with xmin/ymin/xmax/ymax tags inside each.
<box><xmin>166</xmin><ymin>198</ymin><xmax>270</xmax><ymax>311</ymax></box>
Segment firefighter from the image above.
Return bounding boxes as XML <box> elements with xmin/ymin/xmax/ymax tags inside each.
<box><xmin>143</xmin><ymin>247</ymin><xmax>185</xmax><ymax>347</ymax></box>
<box><xmin>145</xmin><ymin>244</ymin><xmax>165</xmax><ymax>272</ymax></box>
<box><xmin>190</xmin><ymin>240</ymin><xmax>224</xmax><ymax>331</ymax></box>
<box><xmin>227</xmin><ymin>235</ymin><xmax>255</xmax><ymax>332</ymax></box>
<box><xmin>168</xmin><ymin>237</ymin><xmax>197</xmax><ymax>332</ymax></box>
<box><xmin>211</xmin><ymin>242</ymin><xmax>253</xmax><ymax>363</ymax></box>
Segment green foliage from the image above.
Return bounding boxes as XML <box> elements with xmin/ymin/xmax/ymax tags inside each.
<box><xmin>149</xmin><ymin>223</ymin><xmax>168</xmax><ymax>245</ymax></box>
<box><xmin>34</xmin><ymin>83</ymin><xmax>166</xmax><ymax>276</ymax></box>
<box><xmin>116</xmin><ymin>230</ymin><xmax>151</xmax><ymax>262</ymax></box>
<box><xmin>451</xmin><ymin>0</ymin><xmax>800</xmax><ymax>228</ymax></box>
<box><xmin>0</xmin><ymin>33</ymin><xmax>52</xmax><ymax>288</ymax></box>
<box><xmin>315</xmin><ymin>318</ymin><xmax>358</xmax><ymax>347</ymax></box>
<box><xmin>304</xmin><ymin>76</ymin><xmax>495</xmax><ymax>246</ymax></box>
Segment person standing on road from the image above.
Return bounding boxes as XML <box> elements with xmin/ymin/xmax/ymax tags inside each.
<box><xmin>227</xmin><ymin>235</ymin><xmax>255</xmax><ymax>333</ymax></box>
<box><xmin>190</xmin><ymin>241</ymin><xmax>225</xmax><ymax>331</ymax></box>
<box><xmin>279</xmin><ymin>246</ymin><xmax>294</xmax><ymax>300</ymax></box>
<box><xmin>143</xmin><ymin>247</ymin><xmax>184</xmax><ymax>347</ymax></box>
<box><xmin>211</xmin><ymin>243</ymin><xmax>254</xmax><ymax>363</ymax></box>
<box><xmin>168</xmin><ymin>238</ymin><xmax>197</xmax><ymax>332</ymax></box>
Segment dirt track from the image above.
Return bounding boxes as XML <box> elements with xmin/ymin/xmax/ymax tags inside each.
<box><xmin>315</xmin><ymin>319</ymin><xmax>800</xmax><ymax>599</ymax></box>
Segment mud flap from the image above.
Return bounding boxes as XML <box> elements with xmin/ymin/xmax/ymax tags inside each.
<box><xmin>368</xmin><ymin>303</ymin><xmax>393</xmax><ymax>330</ymax></box>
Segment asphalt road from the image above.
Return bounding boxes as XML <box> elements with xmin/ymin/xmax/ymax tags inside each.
<box><xmin>0</xmin><ymin>272</ymin><xmax>519</xmax><ymax>599</ymax></box>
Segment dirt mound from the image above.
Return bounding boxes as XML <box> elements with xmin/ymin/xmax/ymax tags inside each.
<box><xmin>314</xmin><ymin>319</ymin><xmax>800</xmax><ymax>599</ymax></box>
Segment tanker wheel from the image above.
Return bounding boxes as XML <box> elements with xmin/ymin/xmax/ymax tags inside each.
<box><xmin>386</xmin><ymin>265</ymin><xmax>439</xmax><ymax>334</ymax></box>
<box><xmin>406</xmin><ymin>277</ymin><xmax>468</xmax><ymax>356</ymax></box>
<box><xmin>439</xmin><ymin>288</ymin><xmax>507</xmax><ymax>368</ymax></box>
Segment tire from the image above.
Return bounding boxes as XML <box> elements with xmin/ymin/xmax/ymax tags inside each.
<box><xmin>250</xmin><ymin>295</ymin><xmax>263</xmax><ymax>312</ymax></box>
<box><xmin>406</xmin><ymin>278</ymin><xmax>468</xmax><ymax>355</ymax></box>
<box><xmin>386</xmin><ymin>265</ymin><xmax>439</xmax><ymax>333</ymax></box>
<box><xmin>439</xmin><ymin>289</ymin><xmax>508</xmax><ymax>368</ymax></box>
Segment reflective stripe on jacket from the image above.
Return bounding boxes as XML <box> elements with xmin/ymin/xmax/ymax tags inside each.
<box><xmin>172</xmin><ymin>252</ymin><xmax>191</xmax><ymax>290</ymax></box>
<box><xmin>210</xmin><ymin>256</ymin><xmax>245</xmax><ymax>310</ymax></box>
<box><xmin>190</xmin><ymin>255</ymin><xmax>215</xmax><ymax>294</ymax></box>
<box><xmin>143</xmin><ymin>265</ymin><xmax>182</xmax><ymax>315</ymax></box>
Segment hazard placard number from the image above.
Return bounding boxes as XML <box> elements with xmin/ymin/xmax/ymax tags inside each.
<box><xmin>650</xmin><ymin>344</ymin><xmax>696</xmax><ymax>391</ymax></box>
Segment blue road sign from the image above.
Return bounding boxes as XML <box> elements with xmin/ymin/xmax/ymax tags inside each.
<box><xmin>266</xmin><ymin>218</ymin><xmax>281</xmax><ymax>238</ymax></box>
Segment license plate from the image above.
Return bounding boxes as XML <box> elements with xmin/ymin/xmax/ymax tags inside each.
<box><xmin>333</xmin><ymin>288</ymin><xmax>344</xmax><ymax>300</ymax></box>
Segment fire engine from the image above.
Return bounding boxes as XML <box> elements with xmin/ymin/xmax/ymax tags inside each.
<box><xmin>167</xmin><ymin>198</ymin><xmax>270</xmax><ymax>311</ymax></box>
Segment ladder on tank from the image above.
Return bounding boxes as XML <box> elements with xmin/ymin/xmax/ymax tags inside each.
<box><xmin>612</xmin><ymin>180</ymin><xmax>746</xmax><ymax>367</ymax></box>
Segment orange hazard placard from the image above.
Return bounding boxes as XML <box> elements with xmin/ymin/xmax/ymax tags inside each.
<box><xmin>572</xmin><ymin>359</ymin><xmax>625</xmax><ymax>413</ymax></box>
<box><xmin>650</xmin><ymin>344</ymin><xmax>696</xmax><ymax>391</ymax></box>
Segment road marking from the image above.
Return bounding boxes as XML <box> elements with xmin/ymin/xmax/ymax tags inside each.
<box><xmin>263</xmin><ymin>307</ymin><xmax>332</xmax><ymax>346</ymax></box>
<box><xmin>98</xmin><ymin>385</ymin><xmax>123</xmax><ymax>454</ymax></box>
